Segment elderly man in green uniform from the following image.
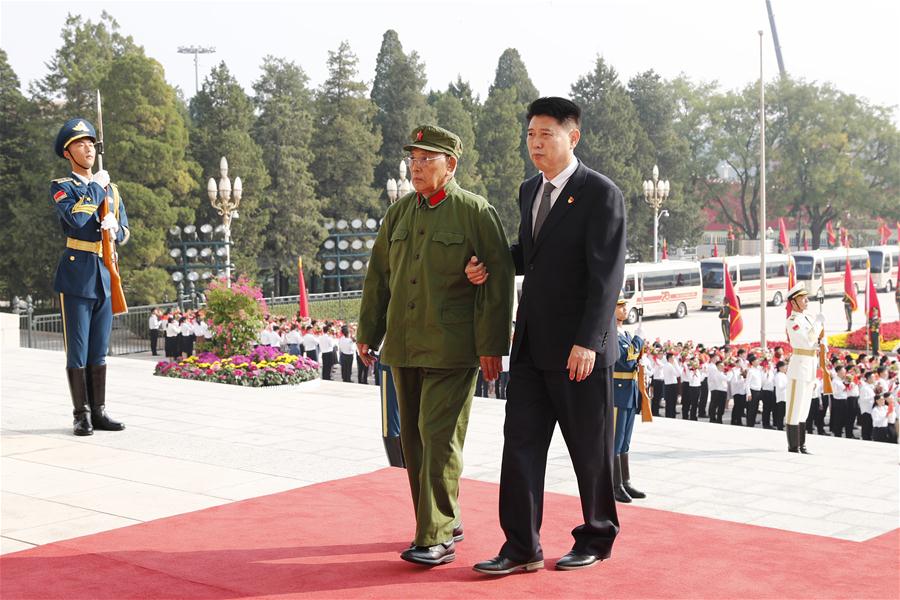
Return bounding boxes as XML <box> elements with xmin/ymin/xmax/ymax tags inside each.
<box><xmin>357</xmin><ymin>125</ymin><xmax>514</xmax><ymax>566</ymax></box>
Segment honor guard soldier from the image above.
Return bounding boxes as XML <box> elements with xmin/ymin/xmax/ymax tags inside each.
<box><xmin>612</xmin><ymin>293</ymin><xmax>647</xmax><ymax>503</ymax></box>
<box><xmin>784</xmin><ymin>283</ymin><xmax>824</xmax><ymax>453</ymax></box>
<box><xmin>357</xmin><ymin>125</ymin><xmax>514</xmax><ymax>566</ymax></box>
<box><xmin>52</xmin><ymin>118</ymin><xmax>128</xmax><ymax>436</ymax></box>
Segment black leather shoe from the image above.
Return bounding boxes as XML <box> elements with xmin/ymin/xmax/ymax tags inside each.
<box><xmin>400</xmin><ymin>541</ymin><xmax>455</xmax><ymax>566</ymax></box>
<box><xmin>473</xmin><ymin>555</ymin><xmax>544</xmax><ymax>575</ymax></box>
<box><xmin>556</xmin><ymin>551</ymin><xmax>602</xmax><ymax>571</ymax></box>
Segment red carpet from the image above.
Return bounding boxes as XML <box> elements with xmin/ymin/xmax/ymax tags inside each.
<box><xmin>1</xmin><ymin>468</ymin><xmax>897</xmax><ymax>599</ymax></box>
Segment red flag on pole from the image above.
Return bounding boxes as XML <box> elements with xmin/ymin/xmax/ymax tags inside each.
<box><xmin>778</xmin><ymin>218</ymin><xmax>788</xmax><ymax>251</ymax></box>
<box><xmin>662</xmin><ymin>238</ymin><xmax>668</xmax><ymax>260</ymax></box>
<box><xmin>879</xmin><ymin>223</ymin><xmax>890</xmax><ymax>245</ymax></box>
<box><xmin>844</xmin><ymin>256</ymin><xmax>858</xmax><ymax>312</ymax></box>
<box><xmin>866</xmin><ymin>258</ymin><xmax>881</xmax><ymax>322</ymax></box>
<box><xmin>712</xmin><ymin>239</ymin><xmax>719</xmax><ymax>257</ymax></box>
<box><xmin>786</xmin><ymin>255</ymin><xmax>796</xmax><ymax>317</ymax></box>
<box><xmin>826</xmin><ymin>221</ymin><xmax>836</xmax><ymax>247</ymax></box>
<box><xmin>297</xmin><ymin>256</ymin><xmax>310</xmax><ymax>318</ymax></box>
<box><xmin>724</xmin><ymin>262</ymin><xmax>743</xmax><ymax>341</ymax></box>
<box><xmin>802</xmin><ymin>231</ymin><xmax>810</xmax><ymax>251</ymax></box>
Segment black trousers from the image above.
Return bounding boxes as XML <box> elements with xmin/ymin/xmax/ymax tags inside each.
<box><xmin>651</xmin><ymin>380</ymin><xmax>664</xmax><ymax>416</ymax></box>
<box><xmin>860</xmin><ymin>412</ymin><xmax>873</xmax><ymax>440</ymax></box>
<box><xmin>683</xmin><ymin>386</ymin><xmax>699</xmax><ymax>420</ymax></box>
<box><xmin>321</xmin><ymin>349</ymin><xmax>336</xmax><ymax>380</ymax></box>
<box><xmin>760</xmin><ymin>390</ymin><xmax>775</xmax><ymax>428</ymax></box>
<box><xmin>709</xmin><ymin>390</ymin><xmax>727</xmax><ymax>423</ymax></box>
<box><xmin>356</xmin><ymin>354</ymin><xmax>369</xmax><ymax>384</ymax></box>
<box><xmin>731</xmin><ymin>394</ymin><xmax>746</xmax><ymax>425</ymax></box>
<box><xmin>774</xmin><ymin>401</ymin><xmax>785</xmax><ymax>430</ymax></box>
<box><xmin>807</xmin><ymin>395</ymin><xmax>828</xmax><ymax>433</ymax></box>
<box><xmin>873</xmin><ymin>426</ymin><xmax>891</xmax><ymax>443</ymax></box>
<box><xmin>844</xmin><ymin>397</ymin><xmax>859</xmax><ymax>438</ymax></box>
<box><xmin>746</xmin><ymin>389</ymin><xmax>762</xmax><ymax>427</ymax></box>
<box><xmin>149</xmin><ymin>329</ymin><xmax>158</xmax><ymax>355</ymax></box>
<box><xmin>698</xmin><ymin>380</ymin><xmax>709</xmax><ymax>418</ymax></box>
<box><xmin>498</xmin><ymin>339</ymin><xmax>618</xmax><ymax>563</ymax></box>
<box><xmin>340</xmin><ymin>353</ymin><xmax>354</xmax><ymax>382</ymax></box>
<box><xmin>664</xmin><ymin>383</ymin><xmax>679</xmax><ymax>418</ymax></box>
<box><xmin>830</xmin><ymin>398</ymin><xmax>847</xmax><ymax>435</ymax></box>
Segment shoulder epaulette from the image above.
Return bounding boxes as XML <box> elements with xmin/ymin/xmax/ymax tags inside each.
<box><xmin>52</xmin><ymin>177</ymin><xmax>74</xmax><ymax>184</ymax></box>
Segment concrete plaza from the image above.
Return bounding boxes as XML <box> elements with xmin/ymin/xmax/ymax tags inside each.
<box><xmin>2</xmin><ymin>343</ymin><xmax>898</xmax><ymax>557</ymax></box>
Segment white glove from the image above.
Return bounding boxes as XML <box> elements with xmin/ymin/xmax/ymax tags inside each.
<box><xmin>814</xmin><ymin>313</ymin><xmax>825</xmax><ymax>326</ymax></box>
<box><xmin>100</xmin><ymin>212</ymin><xmax>119</xmax><ymax>234</ymax></box>
<box><xmin>92</xmin><ymin>170</ymin><xmax>110</xmax><ymax>189</ymax></box>
<box><xmin>634</xmin><ymin>325</ymin><xmax>645</xmax><ymax>339</ymax></box>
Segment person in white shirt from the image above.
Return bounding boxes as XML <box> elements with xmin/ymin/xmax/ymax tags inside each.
<box><xmin>318</xmin><ymin>325</ymin><xmax>336</xmax><ymax>380</ymax></box>
<box><xmin>285</xmin><ymin>324</ymin><xmax>303</xmax><ymax>356</ymax></box>
<box><xmin>697</xmin><ymin>349</ymin><xmax>710</xmax><ymax>419</ymax></box>
<box><xmin>784</xmin><ymin>284</ymin><xmax>824</xmax><ymax>453</ymax></box>
<box><xmin>761</xmin><ymin>359</ymin><xmax>776</xmax><ymax>429</ymax></box>
<box><xmin>165</xmin><ymin>316</ymin><xmax>180</xmax><ymax>360</ymax></box>
<box><xmin>179</xmin><ymin>316</ymin><xmax>195</xmax><ymax>358</ymax></box>
<box><xmin>773</xmin><ymin>361</ymin><xmax>788</xmax><ymax>430</ymax></box>
<box><xmin>870</xmin><ymin>392</ymin><xmax>891</xmax><ymax>442</ymax></box>
<box><xmin>338</xmin><ymin>325</ymin><xmax>356</xmax><ymax>382</ymax></box>
<box><xmin>662</xmin><ymin>353</ymin><xmax>681</xmax><ymax>419</ymax></box>
<box><xmin>844</xmin><ymin>370</ymin><xmax>860</xmax><ymax>440</ymax></box>
<box><xmin>829</xmin><ymin>364</ymin><xmax>849</xmax><ymax>437</ymax></box>
<box><xmin>651</xmin><ymin>350</ymin><xmax>665</xmax><ymax>417</ymax></box>
<box><xmin>707</xmin><ymin>359</ymin><xmax>729</xmax><ymax>423</ymax></box>
<box><xmin>729</xmin><ymin>367</ymin><xmax>747</xmax><ymax>426</ymax></box>
<box><xmin>685</xmin><ymin>361</ymin><xmax>702</xmax><ymax>421</ymax></box>
<box><xmin>302</xmin><ymin>326</ymin><xmax>320</xmax><ymax>362</ymax></box>
<box><xmin>858</xmin><ymin>372</ymin><xmax>876</xmax><ymax>441</ymax></box>
<box><xmin>148</xmin><ymin>308</ymin><xmax>160</xmax><ymax>356</ymax></box>
<box><xmin>745</xmin><ymin>354</ymin><xmax>763</xmax><ymax>428</ymax></box>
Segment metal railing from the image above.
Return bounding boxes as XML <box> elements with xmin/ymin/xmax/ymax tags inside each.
<box><xmin>14</xmin><ymin>291</ymin><xmax>363</xmax><ymax>355</ymax></box>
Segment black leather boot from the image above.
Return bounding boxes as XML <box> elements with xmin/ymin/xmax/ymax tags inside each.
<box><xmin>613</xmin><ymin>455</ymin><xmax>632</xmax><ymax>503</ymax></box>
<box><xmin>66</xmin><ymin>368</ymin><xmax>93</xmax><ymax>436</ymax></box>
<box><xmin>786</xmin><ymin>424</ymin><xmax>799</xmax><ymax>452</ymax></box>
<box><xmin>621</xmin><ymin>453</ymin><xmax>646</xmax><ymax>499</ymax></box>
<box><xmin>383</xmin><ymin>435</ymin><xmax>405</xmax><ymax>468</ymax></box>
<box><xmin>798</xmin><ymin>426</ymin><xmax>811</xmax><ymax>454</ymax></box>
<box><xmin>86</xmin><ymin>364</ymin><xmax>125</xmax><ymax>431</ymax></box>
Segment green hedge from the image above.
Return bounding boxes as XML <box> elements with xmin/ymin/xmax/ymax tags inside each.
<box><xmin>268</xmin><ymin>298</ymin><xmax>362</xmax><ymax>322</ymax></box>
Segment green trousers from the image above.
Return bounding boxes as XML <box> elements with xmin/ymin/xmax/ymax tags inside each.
<box><xmin>391</xmin><ymin>366</ymin><xmax>478</xmax><ymax>546</ymax></box>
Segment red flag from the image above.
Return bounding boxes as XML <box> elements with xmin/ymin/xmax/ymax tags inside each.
<box><xmin>723</xmin><ymin>262</ymin><xmax>743</xmax><ymax>340</ymax></box>
<box><xmin>879</xmin><ymin>223</ymin><xmax>890</xmax><ymax>245</ymax></box>
<box><xmin>840</xmin><ymin>227</ymin><xmax>849</xmax><ymax>247</ymax></box>
<box><xmin>802</xmin><ymin>231</ymin><xmax>810</xmax><ymax>251</ymax></box>
<box><xmin>826</xmin><ymin>221</ymin><xmax>836</xmax><ymax>246</ymax></box>
<box><xmin>844</xmin><ymin>256</ymin><xmax>858</xmax><ymax>312</ymax></box>
<box><xmin>866</xmin><ymin>258</ymin><xmax>881</xmax><ymax>322</ymax></box>
<box><xmin>786</xmin><ymin>256</ymin><xmax>796</xmax><ymax>317</ymax></box>
<box><xmin>712</xmin><ymin>239</ymin><xmax>719</xmax><ymax>257</ymax></box>
<box><xmin>297</xmin><ymin>256</ymin><xmax>310</xmax><ymax>318</ymax></box>
<box><xmin>778</xmin><ymin>218</ymin><xmax>789</xmax><ymax>251</ymax></box>
<box><xmin>662</xmin><ymin>238</ymin><xmax>668</xmax><ymax>260</ymax></box>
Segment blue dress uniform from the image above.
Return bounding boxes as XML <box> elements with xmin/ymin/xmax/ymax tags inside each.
<box><xmin>612</xmin><ymin>321</ymin><xmax>646</xmax><ymax>503</ymax></box>
<box><xmin>52</xmin><ymin>118</ymin><xmax>127</xmax><ymax>436</ymax></box>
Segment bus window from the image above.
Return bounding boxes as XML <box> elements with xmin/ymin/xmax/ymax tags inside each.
<box><xmin>740</xmin><ymin>264</ymin><xmax>760</xmax><ymax>281</ymax></box>
<box><xmin>701</xmin><ymin>263</ymin><xmax>724</xmax><ymax>288</ymax></box>
<box><xmin>795</xmin><ymin>256</ymin><xmax>814</xmax><ymax>280</ymax></box>
<box><xmin>623</xmin><ymin>275</ymin><xmax>636</xmax><ymax>298</ymax></box>
<box><xmin>869</xmin><ymin>251</ymin><xmax>884</xmax><ymax>273</ymax></box>
<box><xmin>814</xmin><ymin>263</ymin><xmax>823</xmax><ymax>279</ymax></box>
<box><xmin>644</xmin><ymin>271</ymin><xmax>674</xmax><ymax>291</ymax></box>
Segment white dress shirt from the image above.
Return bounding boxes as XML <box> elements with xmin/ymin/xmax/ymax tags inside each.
<box><xmin>858</xmin><ymin>382</ymin><xmax>875</xmax><ymax>414</ymax></box>
<box><xmin>774</xmin><ymin>371</ymin><xmax>788</xmax><ymax>404</ymax></box>
<box><xmin>531</xmin><ymin>157</ymin><xmax>579</xmax><ymax>235</ymax></box>
<box><xmin>338</xmin><ymin>336</ymin><xmax>355</xmax><ymax>355</ymax></box>
<box><xmin>318</xmin><ymin>333</ymin><xmax>336</xmax><ymax>353</ymax></box>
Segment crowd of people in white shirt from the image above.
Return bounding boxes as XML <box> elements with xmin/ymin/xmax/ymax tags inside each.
<box><xmin>642</xmin><ymin>341</ymin><xmax>900</xmax><ymax>443</ymax></box>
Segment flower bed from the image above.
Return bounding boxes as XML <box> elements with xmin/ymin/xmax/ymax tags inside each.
<box><xmin>828</xmin><ymin>321</ymin><xmax>900</xmax><ymax>352</ymax></box>
<box><xmin>154</xmin><ymin>345</ymin><xmax>320</xmax><ymax>387</ymax></box>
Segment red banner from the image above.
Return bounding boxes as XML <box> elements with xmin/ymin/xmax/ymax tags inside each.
<box><xmin>778</xmin><ymin>217</ymin><xmax>788</xmax><ymax>251</ymax></box>
<box><xmin>826</xmin><ymin>221</ymin><xmax>836</xmax><ymax>246</ymax></box>
<box><xmin>866</xmin><ymin>259</ymin><xmax>881</xmax><ymax>322</ymax></box>
<box><xmin>786</xmin><ymin>256</ymin><xmax>796</xmax><ymax>317</ymax></box>
<box><xmin>712</xmin><ymin>239</ymin><xmax>719</xmax><ymax>257</ymax></box>
<box><xmin>844</xmin><ymin>256</ymin><xmax>858</xmax><ymax>312</ymax></box>
<box><xmin>297</xmin><ymin>256</ymin><xmax>310</xmax><ymax>318</ymax></box>
<box><xmin>724</xmin><ymin>261</ymin><xmax>743</xmax><ymax>340</ymax></box>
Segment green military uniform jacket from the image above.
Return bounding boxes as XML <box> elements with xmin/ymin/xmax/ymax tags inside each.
<box><xmin>358</xmin><ymin>179</ymin><xmax>513</xmax><ymax>368</ymax></box>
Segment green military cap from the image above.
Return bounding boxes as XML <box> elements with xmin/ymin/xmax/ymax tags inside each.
<box><xmin>404</xmin><ymin>125</ymin><xmax>463</xmax><ymax>158</ymax></box>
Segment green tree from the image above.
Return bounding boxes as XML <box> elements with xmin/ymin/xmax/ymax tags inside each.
<box><xmin>0</xmin><ymin>50</ymin><xmax>59</xmax><ymax>302</ymax></box>
<box><xmin>448</xmin><ymin>76</ymin><xmax>481</xmax><ymax>127</ymax></box>
<box><xmin>190</xmin><ymin>63</ymin><xmax>270</xmax><ymax>276</ymax></box>
<box><xmin>477</xmin><ymin>87</ymin><xmax>524</xmax><ymax>239</ymax></box>
<box><xmin>311</xmin><ymin>41</ymin><xmax>381</xmax><ymax>218</ymax></box>
<box><xmin>371</xmin><ymin>30</ymin><xmax>434</xmax><ymax>191</ymax></box>
<box><xmin>252</xmin><ymin>56</ymin><xmax>326</xmax><ymax>294</ymax></box>
<box><xmin>99</xmin><ymin>51</ymin><xmax>200</xmax><ymax>304</ymax></box>
<box><xmin>571</xmin><ymin>58</ymin><xmax>649</xmax><ymax>257</ymax></box>
<box><xmin>490</xmin><ymin>48</ymin><xmax>539</xmax><ymax>178</ymax></box>
<box><xmin>428</xmin><ymin>89</ymin><xmax>485</xmax><ymax>197</ymax></box>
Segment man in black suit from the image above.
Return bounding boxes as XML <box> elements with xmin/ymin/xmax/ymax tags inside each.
<box><xmin>467</xmin><ymin>97</ymin><xmax>626</xmax><ymax>574</ymax></box>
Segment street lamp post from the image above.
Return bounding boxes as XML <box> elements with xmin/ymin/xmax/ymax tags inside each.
<box><xmin>207</xmin><ymin>157</ymin><xmax>242</xmax><ymax>288</ymax></box>
<box><xmin>385</xmin><ymin>160</ymin><xmax>412</xmax><ymax>205</ymax></box>
<box><xmin>643</xmin><ymin>165</ymin><xmax>671</xmax><ymax>263</ymax></box>
<box><xmin>177</xmin><ymin>45</ymin><xmax>216</xmax><ymax>95</ymax></box>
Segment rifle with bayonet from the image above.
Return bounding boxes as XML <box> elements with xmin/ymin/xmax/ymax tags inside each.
<box><xmin>95</xmin><ymin>90</ymin><xmax>128</xmax><ymax>315</ymax></box>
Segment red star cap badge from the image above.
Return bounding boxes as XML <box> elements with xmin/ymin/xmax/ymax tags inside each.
<box><xmin>416</xmin><ymin>130</ymin><xmax>423</xmax><ymax>141</ymax></box>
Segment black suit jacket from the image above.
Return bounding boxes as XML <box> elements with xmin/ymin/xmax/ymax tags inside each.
<box><xmin>510</xmin><ymin>161</ymin><xmax>626</xmax><ymax>370</ymax></box>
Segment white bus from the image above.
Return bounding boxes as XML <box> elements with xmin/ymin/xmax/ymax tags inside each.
<box><xmin>866</xmin><ymin>246</ymin><xmax>899</xmax><ymax>291</ymax></box>
<box><xmin>621</xmin><ymin>261</ymin><xmax>702</xmax><ymax>324</ymax></box>
<box><xmin>792</xmin><ymin>247</ymin><xmax>869</xmax><ymax>300</ymax></box>
<box><xmin>700</xmin><ymin>254</ymin><xmax>791</xmax><ymax>308</ymax></box>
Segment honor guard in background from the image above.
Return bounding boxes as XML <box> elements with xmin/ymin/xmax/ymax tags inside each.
<box><xmin>357</xmin><ymin>125</ymin><xmax>514</xmax><ymax>567</ymax></box>
<box><xmin>52</xmin><ymin>118</ymin><xmax>128</xmax><ymax>436</ymax></box>
<box><xmin>718</xmin><ymin>300</ymin><xmax>731</xmax><ymax>345</ymax></box>
<box><xmin>784</xmin><ymin>284</ymin><xmax>824</xmax><ymax>453</ymax></box>
<box><xmin>612</xmin><ymin>293</ymin><xmax>647</xmax><ymax>504</ymax></box>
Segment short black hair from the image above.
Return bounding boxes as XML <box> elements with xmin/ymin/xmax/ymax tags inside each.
<box><xmin>526</xmin><ymin>97</ymin><xmax>581</xmax><ymax>127</ymax></box>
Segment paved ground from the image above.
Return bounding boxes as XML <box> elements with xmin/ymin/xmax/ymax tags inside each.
<box><xmin>1</xmin><ymin>346</ymin><xmax>898</xmax><ymax>556</ymax></box>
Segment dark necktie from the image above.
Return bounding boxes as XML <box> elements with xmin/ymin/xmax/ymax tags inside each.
<box><xmin>532</xmin><ymin>181</ymin><xmax>555</xmax><ymax>238</ymax></box>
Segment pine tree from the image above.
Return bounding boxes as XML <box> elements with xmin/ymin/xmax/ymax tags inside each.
<box><xmin>490</xmin><ymin>49</ymin><xmax>539</xmax><ymax>178</ymax></box>
<box><xmin>190</xmin><ymin>63</ymin><xmax>271</xmax><ymax>277</ymax></box>
<box><xmin>477</xmin><ymin>87</ymin><xmax>524</xmax><ymax>240</ymax></box>
<box><xmin>252</xmin><ymin>56</ymin><xmax>325</xmax><ymax>293</ymax></box>
<box><xmin>371</xmin><ymin>30</ymin><xmax>435</xmax><ymax>191</ymax></box>
<box><xmin>428</xmin><ymin>89</ymin><xmax>485</xmax><ymax>197</ymax></box>
<box><xmin>311</xmin><ymin>41</ymin><xmax>381</xmax><ymax>219</ymax></box>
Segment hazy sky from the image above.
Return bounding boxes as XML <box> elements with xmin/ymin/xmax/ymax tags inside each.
<box><xmin>2</xmin><ymin>0</ymin><xmax>898</xmax><ymax>121</ymax></box>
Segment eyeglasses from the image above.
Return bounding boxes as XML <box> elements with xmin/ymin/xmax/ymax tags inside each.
<box><xmin>404</xmin><ymin>155</ymin><xmax>446</xmax><ymax>168</ymax></box>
